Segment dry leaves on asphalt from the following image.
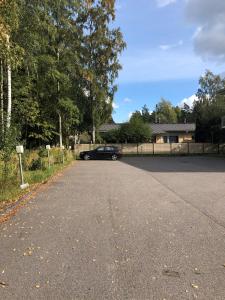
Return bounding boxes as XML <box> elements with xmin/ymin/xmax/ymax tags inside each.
<box><xmin>162</xmin><ymin>269</ymin><xmax>180</xmax><ymax>278</ymax></box>
<box><xmin>0</xmin><ymin>281</ymin><xmax>8</xmax><ymax>287</ymax></box>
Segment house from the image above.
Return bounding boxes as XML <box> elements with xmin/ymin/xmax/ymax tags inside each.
<box><xmin>99</xmin><ymin>123</ymin><xmax>196</xmax><ymax>143</ymax></box>
<box><xmin>150</xmin><ymin>123</ymin><xmax>195</xmax><ymax>143</ymax></box>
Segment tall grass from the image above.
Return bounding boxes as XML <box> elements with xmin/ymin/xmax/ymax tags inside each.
<box><xmin>0</xmin><ymin>148</ymin><xmax>75</xmax><ymax>203</ymax></box>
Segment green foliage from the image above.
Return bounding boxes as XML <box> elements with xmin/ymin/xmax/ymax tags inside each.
<box><xmin>102</xmin><ymin>129</ymin><xmax>119</xmax><ymax>143</ymax></box>
<box><xmin>156</xmin><ymin>99</ymin><xmax>178</xmax><ymax>124</ymax></box>
<box><xmin>0</xmin><ymin>149</ymin><xmax>75</xmax><ymax>202</ymax></box>
<box><xmin>193</xmin><ymin>70</ymin><xmax>225</xmax><ymax>143</ymax></box>
<box><xmin>0</xmin><ymin>126</ymin><xmax>19</xmax><ymax>180</ymax></box>
<box><xmin>0</xmin><ymin>0</ymin><xmax>125</xmax><ymax>148</ymax></box>
<box><xmin>28</xmin><ymin>157</ymin><xmax>42</xmax><ymax>171</ymax></box>
<box><xmin>124</xmin><ymin>118</ymin><xmax>152</xmax><ymax>143</ymax></box>
<box><xmin>106</xmin><ymin>118</ymin><xmax>152</xmax><ymax>144</ymax></box>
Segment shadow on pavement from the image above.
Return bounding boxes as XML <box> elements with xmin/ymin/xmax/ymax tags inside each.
<box><xmin>120</xmin><ymin>156</ymin><xmax>225</xmax><ymax>173</ymax></box>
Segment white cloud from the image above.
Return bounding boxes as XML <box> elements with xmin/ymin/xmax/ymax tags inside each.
<box><xmin>186</xmin><ymin>0</ymin><xmax>225</xmax><ymax>62</ymax></box>
<box><xmin>159</xmin><ymin>40</ymin><xmax>183</xmax><ymax>51</ymax></box>
<box><xmin>128</xmin><ymin>112</ymin><xmax>133</xmax><ymax>119</ymax></box>
<box><xmin>156</xmin><ymin>0</ymin><xmax>176</xmax><ymax>8</ymax></box>
<box><xmin>178</xmin><ymin>94</ymin><xmax>198</xmax><ymax>108</ymax></box>
<box><xmin>123</xmin><ymin>97</ymin><xmax>132</xmax><ymax>103</ymax></box>
<box><xmin>112</xmin><ymin>102</ymin><xmax>119</xmax><ymax>109</ymax></box>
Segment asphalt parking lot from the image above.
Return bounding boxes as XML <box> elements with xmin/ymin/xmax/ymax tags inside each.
<box><xmin>1</xmin><ymin>156</ymin><xmax>225</xmax><ymax>299</ymax></box>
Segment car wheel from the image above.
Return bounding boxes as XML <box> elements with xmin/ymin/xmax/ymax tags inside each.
<box><xmin>111</xmin><ymin>154</ymin><xmax>117</xmax><ymax>161</ymax></box>
<box><xmin>84</xmin><ymin>154</ymin><xmax>90</xmax><ymax>160</ymax></box>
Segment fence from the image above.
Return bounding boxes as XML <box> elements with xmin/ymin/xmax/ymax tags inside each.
<box><xmin>74</xmin><ymin>143</ymin><xmax>225</xmax><ymax>155</ymax></box>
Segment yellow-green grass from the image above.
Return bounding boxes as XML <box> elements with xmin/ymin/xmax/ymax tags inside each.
<box><xmin>0</xmin><ymin>153</ymin><xmax>75</xmax><ymax>204</ymax></box>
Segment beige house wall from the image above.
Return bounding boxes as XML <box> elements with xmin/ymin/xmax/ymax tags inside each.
<box><xmin>156</xmin><ymin>135</ymin><xmax>164</xmax><ymax>143</ymax></box>
<box><xmin>178</xmin><ymin>133</ymin><xmax>193</xmax><ymax>143</ymax></box>
<box><xmin>155</xmin><ymin>133</ymin><xmax>194</xmax><ymax>144</ymax></box>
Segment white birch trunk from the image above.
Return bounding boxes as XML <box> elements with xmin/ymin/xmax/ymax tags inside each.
<box><xmin>59</xmin><ymin>113</ymin><xmax>63</xmax><ymax>148</ymax></box>
<box><xmin>6</xmin><ymin>35</ymin><xmax>11</xmax><ymax>129</ymax></box>
<box><xmin>0</xmin><ymin>59</ymin><xmax>4</xmax><ymax>135</ymax></box>
<box><xmin>92</xmin><ymin>125</ymin><xmax>96</xmax><ymax>145</ymax></box>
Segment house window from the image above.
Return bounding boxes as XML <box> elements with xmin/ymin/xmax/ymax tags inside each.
<box><xmin>163</xmin><ymin>136</ymin><xmax>179</xmax><ymax>143</ymax></box>
<box><xmin>169</xmin><ymin>136</ymin><xmax>178</xmax><ymax>143</ymax></box>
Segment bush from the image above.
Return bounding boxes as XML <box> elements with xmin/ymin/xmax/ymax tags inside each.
<box><xmin>102</xmin><ymin>129</ymin><xmax>119</xmax><ymax>143</ymax></box>
<box><xmin>28</xmin><ymin>157</ymin><xmax>43</xmax><ymax>170</ymax></box>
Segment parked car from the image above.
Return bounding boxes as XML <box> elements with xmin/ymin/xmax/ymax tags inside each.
<box><xmin>80</xmin><ymin>146</ymin><xmax>122</xmax><ymax>161</ymax></box>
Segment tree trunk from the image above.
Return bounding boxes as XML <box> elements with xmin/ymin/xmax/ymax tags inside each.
<box><xmin>6</xmin><ymin>35</ymin><xmax>11</xmax><ymax>129</ymax></box>
<box><xmin>92</xmin><ymin>124</ymin><xmax>96</xmax><ymax>144</ymax></box>
<box><xmin>58</xmin><ymin>113</ymin><xmax>63</xmax><ymax>148</ymax></box>
<box><xmin>57</xmin><ymin>48</ymin><xmax>62</xmax><ymax>148</ymax></box>
<box><xmin>0</xmin><ymin>59</ymin><xmax>4</xmax><ymax>135</ymax></box>
<box><xmin>6</xmin><ymin>62</ymin><xmax>11</xmax><ymax>129</ymax></box>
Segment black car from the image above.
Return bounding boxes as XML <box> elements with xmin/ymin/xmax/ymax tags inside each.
<box><xmin>80</xmin><ymin>146</ymin><xmax>122</xmax><ymax>161</ymax></box>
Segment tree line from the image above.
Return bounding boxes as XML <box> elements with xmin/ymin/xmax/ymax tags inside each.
<box><xmin>0</xmin><ymin>0</ymin><xmax>125</xmax><ymax>150</ymax></box>
<box><xmin>104</xmin><ymin>70</ymin><xmax>225</xmax><ymax>144</ymax></box>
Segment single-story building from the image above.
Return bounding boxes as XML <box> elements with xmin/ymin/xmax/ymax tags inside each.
<box><xmin>99</xmin><ymin>123</ymin><xmax>196</xmax><ymax>143</ymax></box>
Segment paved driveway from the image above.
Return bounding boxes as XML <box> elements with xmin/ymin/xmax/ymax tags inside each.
<box><xmin>1</xmin><ymin>156</ymin><xmax>225</xmax><ymax>299</ymax></box>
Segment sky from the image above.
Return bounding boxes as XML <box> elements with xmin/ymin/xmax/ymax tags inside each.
<box><xmin>112</xmin><ymin>0</ymin><xmax>225</xmax><ymax>123</ymax></box>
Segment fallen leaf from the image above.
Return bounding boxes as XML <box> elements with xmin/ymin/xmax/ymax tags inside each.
<box><xmin>191</xmin><ymin>284</ymin><xmax>199</xmax><ymax>289</ymax></box>
<box><xmin>194</xmin><ymin>268</ymin><xmax>201</xmax><ymax>275</ymax></box>
<box><xmin>0</xmin><ymin>281</ymin><xmax>8</xmax><ymax>287</ymax></box>
<box><xmin>162</xmin><ymin>269</ymin><xmax>180</xmax><ymax>278</ymax></box>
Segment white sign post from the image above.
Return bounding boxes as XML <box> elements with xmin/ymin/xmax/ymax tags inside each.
<box><xmin>46</xmin><ymin>145</ymin><xmax>51</xmax><ymax>168</ymax></box>
<box><xmin>16</xmin><ymin>146</ymin><xmax>29</xmax><ymax>190</ymax></box>
<box><xmin>61</xmin><ymin>145</ymin><xmax>65</xmax><ymax>164</ymax></box>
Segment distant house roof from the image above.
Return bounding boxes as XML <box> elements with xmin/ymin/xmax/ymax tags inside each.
<box><xmin>99</xmin><ymin>124</ymin><xmax>121</xmax><ymax>132</ymax></box>
<box><xmin>150</xmin><ymin>123</ymin><xmax>196</xmax><ymax>134</ymax></box>
<box><xmin>99</xmin><ymin>123</ymin><xmax>196</xmax><ymax>134</ymax></box>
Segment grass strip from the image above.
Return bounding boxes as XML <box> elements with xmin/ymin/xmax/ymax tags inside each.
<box><xmin>0</xmin><ymin>159</ymin><xmax>74</xmax><ymax>205</ymax></box>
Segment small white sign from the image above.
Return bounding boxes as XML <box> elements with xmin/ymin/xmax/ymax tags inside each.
<box><xmin>46</xmin><ymin>145</ymin><xmax>51</xmax><ymax>150</ymax></box>
<box><xmin>16</xmin><ymin>145</ymin><xmax>24</xmax><ymax>154</ymax></box>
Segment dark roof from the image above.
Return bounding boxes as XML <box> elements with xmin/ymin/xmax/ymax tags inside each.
<box><xmin>99</xmin><ymin>123</ymin><xmax>196</xmax><ymax>134</ymax></box>
<box><xmin>99</xmin><ymin>124</ymin><xmax>121</xmax><ymax>132</ymax></box>
<box><xmin>149</xmin><ymin>123</ymin><xmax>196</xmax><ymax>134</ymax></box>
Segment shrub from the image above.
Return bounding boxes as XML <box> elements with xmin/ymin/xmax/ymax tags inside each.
<box><xmin>28</xmin><ymin>157</ymin><xmax>43</xmax><ymax>170</ymax></box>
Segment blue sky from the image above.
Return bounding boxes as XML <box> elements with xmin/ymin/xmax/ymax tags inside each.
<box><xmin>112</xmin><ymin>0</ymin><xmax>225</xmax><ymax>122</ymax></box>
